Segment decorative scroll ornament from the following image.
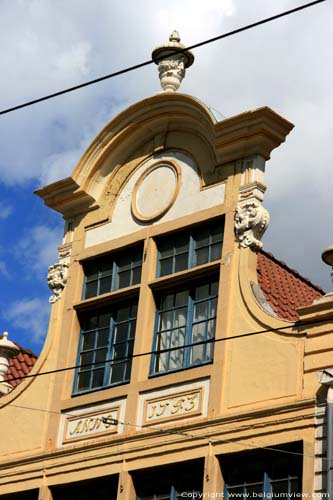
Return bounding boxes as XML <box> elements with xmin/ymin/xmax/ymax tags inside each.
<box><xmin>47</xmin><ymin>262</ymin><xmax>69</xmax><ymax>303</ymax></box>
<box><xmin>235</xmin><ymin>200</ymin><xmax>270</xmax><ymax>251</ymax></box>
<box><xmin>152</xmin><ymin>31</ymin><xmax>194</xmax><ymax>92</ymax></box>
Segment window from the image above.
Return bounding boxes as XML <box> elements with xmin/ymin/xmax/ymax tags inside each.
<box><xmin>157</xmin><ymin>220</ymin><xmax>224</xmax><ymax>277</ymax></box>
<box><xmin>133</xmin><ymin>459</ymin><xmax>203</xmax><ymax>500</ymax></box>
<box><xmin>74</xmin><ymin>302</ymin><xmax>137</xmax><ymax>393</ymax></box>
<box><xmin>51</xmin><ymin>475</ymin><xmax>119</xmax><ymax>500</ymax></box>
<box><xmin>220</xmin><ymin>442</ymin><xmax>302</xmax><ymax>500</ymax></box>
<box><xmin>151</xmin><ymin>280</ymin><xmax>218</xmax><ymax>375</ymax></box>
<box><xmin>83</xmin><ymin>244</ymin><xmax>143</xmax><ymax>299</ymax></box>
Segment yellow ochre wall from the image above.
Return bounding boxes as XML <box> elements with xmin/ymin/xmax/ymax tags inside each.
<box><xmin>0</xmin><ymin>92</ymin><xmax>328</xmax><ymax>498</ymax></box>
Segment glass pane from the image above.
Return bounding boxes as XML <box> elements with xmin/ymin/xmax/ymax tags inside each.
<box><xmin>97</xmin><ymin>328</ymin><xmax>109</xmax><ymax>347</ymax></box>
<box><xmin>159</xmin><ymin>240</ymin><xmax>173</xmax><ymax>258</ymax></box>
<box><xmin>113</xmin><ymin>342</ymin><xmax>127</xmax><ymax>360</ymax></box>
<box><xmin>132</xmin><ymin>266</ymin><xmax>142</xmax><ymax>284</ymax></box>
<box><xmin>118</xmin><ymin>270</ymin><xmax>131</xmax><ymax>288</ymax></box>
<box><xmin>207</xmin><ymin>319</ymin><xmax>216</xmax><ymax>339</ymax></box>
<box><xmin>99</xmin><ymin>276</ymin><xmax>112</xmax><ymax>295</ymax></box>
<box><xmin>99</xmin><ymin>260</ymin><xmax>113</xmax><ymax>277</ymax></box>
<box><xmin>175</xmin><ymin>290</ymin><xmax>188</xmax><ymax>307</ymax></box>
<box><xmin>110</xmin><ymin>362</ymin><xmax>126</xmax><ymax>384</ymax></box>
<box><xmin>195</xmin><ymin>247</ymin><xmax>209</xmax><ymax>266</ymax></box>
<box><xmin>129</xmin><ymin>320</ymin><xmax>136</xmax><ymax>339</ymax></box>
<box><xmin>175</xmin><ymin>236</ymin><xmax>189</xmax><ymax>254</ymax></box>
<box><xmin>190</xmin><ymin>343</ymin><xmax>205</xmax><ymax>365</ymax></box>
<box><xmin>192</xmin><ymin>322</ymin><xmax>206</xmax><ymax>343</ymax></box>
<box><xmin>160</xmin><ymin>311</ymin><xmax>173</xmax><ymax>331</ymax></box>
<box><xmin>211</xmin><ymin>281</ymin><xmax>219</xmax><ymax>296</ymax></box>
<box><xmin>85</xmin><ymin>264</ymin><xmax>98</xmax><ymax>281</ymax></box>
<box><xmin>211</xmin><ymin>242</ymin><xmax>222</xmax><ymax>261</ymax></box>
<box><xmin>130</xmin><ymin>303</ymin><xmax>138</xmax><ymax>317</ymax></box>
<box><xmin>175</xmin><ymin>252</ymin><xmax>188</xmax><ymax>273</ymax></box>
<box><xmin>169</xmin><ymin>347</ymin><xmax>184</xmax><ymax>369</ymax></box>
<box><xmin>81</xmin><ymin>351</ymin><xmax>94</xmax><ymax>367</ymax></box>
<box><xmin>116</xmin><ymin>306</ymin><xmax>130</xmax><ymax>322</ymax></box>
<box><xmin>117</xmin><ymin>254</ymin><xmax>131</xmax><ymax>272</ymax></box>
<box><xmin>247</xmin><ymin>483</ymin><xmax>264</xmax><ymax>499</ymax></box>
<box><xmin>194</xmin><ymin>301</ymin><xmax>209</xmax><ymax>321</ymax></box>
<box><xmin>160</xmin><ymin>258</ymin><xmax>173</xmax><ymax>276</ymax></box>
<box><xmin>174</xmin><ymin>307</ymin><xmax>187</xmax><ymax>327</ymax></box>
<box><xmin>195</xmin><ymin>230</ymin><xmax>210</xmax><ymax>248</ymax></box>
<box><xmin>114</xmin><ymin>322</ymin><xmax>129</xmax><ymax>344</ymax></box>
<box><xmin>82</xmin><ymin>332</ymin><xmax>95</xmax><ymax>350</ymax></box>
<box><xmin>210</xmin><ymin>297</ymin><xmax>217</xmax><ymax>318</ymax></box>
<box><xmin>92</xmin><ymin>368</ymin><xmax>105</xmax><ymax>388</ymax></box>
<box><xmin>171</xmin><ymin>327</ymin><xmax>186</xmax><ymax>349</ymax></box>
<box><xmin>85</xmin><ymin>281</ymin><xmax>98</xmax><ymax>299</ymax></box>
<box><xmin>95</xmin><ymin>348</ymin><xmax>107</xmax><ymax>364</ymax></box>
<box><xmin>211</xmin><ymin>227</ymin><xmax>223</xmax><ymax>243</ymax></box>
<box><xmin>160</xmin><ymin>293</ymin><xmax>174</xmax><ymax>310</ymax></box>
<box><xmin>78</xmin><ymin>371</ymin><xmax>91</xmax><ymax>391</ymax></box>
<box><xmin>99</xmin><ymin>313</ymin><xmax>111</xmax><ymax>328</ymax></box>
<box><xmin>195</xmin><ymin>283</ymin><xmax>209</xmax><ymax>300</ymax></box>
<box><xmin>85</xmin><ymin>315</ymin><xmax>98</xmax><ymax>330</ymax></box>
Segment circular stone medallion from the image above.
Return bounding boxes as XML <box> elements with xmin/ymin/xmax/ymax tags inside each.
<box><xmin>132</xmin><ymin>162</ymin><xmax>180</xmax><ymax>222</ymax></box>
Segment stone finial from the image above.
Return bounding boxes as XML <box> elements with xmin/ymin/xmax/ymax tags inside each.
<box><xmin>322</xmin><ymin>246</ymin><xmax>333</xmax><ymax>296</ymax></box>
<box><xmin>152</xmin><ymin>31</ymin><xmax>194</xmax><ymax>92</ymax></box>
<box><xmin>0</xmin><ymin>331</ymin><xmax>20</xmax><ymax>396</ymax></box>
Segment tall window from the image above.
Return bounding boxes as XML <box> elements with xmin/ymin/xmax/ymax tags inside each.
<box><xmin>151</xmin><ymin>219</ymin><xmax>224</xmax><ymax>376</ymax></box>
<box><xmin>133</xmin><ymin>459</ymin><xmax>203</xmax><ymax>500</ymax></box>
<box><xmin>220</xmin><ymin>442</ymin><xmax>303</xmax><ymax>500</ymax></box>
<box><xmin>151</xmin><ymin>280</ymin><xmax>218</xmax><ymax>375</ymax></box>
<box><xmin>74</xmin><ymin>244</ymin><xmax>143</xmax><ymax>395</ymax></box>
<box><xmin>74</xmin><ymin>302</ymin><xmax>137</xmax><ymax>393</ymax></box>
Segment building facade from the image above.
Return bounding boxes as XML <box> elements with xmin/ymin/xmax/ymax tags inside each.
<box><xmin>1</xmin><ymin>35</ymin><xmax>333</xmax><ymax>500</ymax></box>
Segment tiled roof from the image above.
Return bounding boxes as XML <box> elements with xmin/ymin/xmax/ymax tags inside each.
<box><xmin>257</xmin><ymin>250</ymin><xmax>325</xmax><ymax>321</ymax></box>
<box><xmin>4</xmin><ymin>347</ymin><xmax>38</xmax><ymax>388</ymax></box>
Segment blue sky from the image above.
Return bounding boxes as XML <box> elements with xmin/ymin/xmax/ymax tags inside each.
<box><xmin>0</xmin><ymin>0</ymin><xmax>332</xmax><ymax>354</ymax></box>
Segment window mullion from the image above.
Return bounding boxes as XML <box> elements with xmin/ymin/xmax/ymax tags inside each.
<box><xmin>188</xmin><ymin>234</ymin><xmax>195</xmax><ymax>268</ymax></box>
<box><xmin>185</xmin><ymin>288</ymin><xmax>194</xmax><ymax>368</ymax></box>
<box><xmin>263</xmin><ymin>472</ymin><xmax>271</xmax><ymax>498</ymax></box>
<box><xmin>110</xmin><ymin>258</ymin><xmax>117</xmax><ymax>292</ymax></box>
<box><xmin>105</xmin><ymin>315</ymin><xmax>115</xmax><ymax>386</ymax></box>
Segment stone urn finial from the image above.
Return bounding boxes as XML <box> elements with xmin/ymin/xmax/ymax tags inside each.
<box><xmin>0</xmin><ymin>331</ymin><xmax>20</xmax><ymax>395</ymax></box>
<box><xmin>152</xmin><ymin>31</ymin><xmax>194</xmax><ymax>92</ymax></box>
<box><xmin>322</xmin><ymin>246</ymin><xmax>333</xmax><ymax>296</ymax></box>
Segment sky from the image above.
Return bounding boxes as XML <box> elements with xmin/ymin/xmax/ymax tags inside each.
<box><xmin>0</xmin><ymin>0</ymin><xmax>332</xmax><ymax>354</ymax></box>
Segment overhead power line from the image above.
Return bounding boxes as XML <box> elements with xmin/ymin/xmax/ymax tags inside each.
<box><xmin>1</xmin><ymin>402</ymin><xmax>327</xmax><ymax>463</ymax></box>
<box><xmin>0</xmin><ymin>0</ymin><xmax>327</xmax><ymax>116</ymax></box>
<box><xmin>5</xmin><ymin>315</ymin><xmax>331</xmax><ymax>384</ymax></box>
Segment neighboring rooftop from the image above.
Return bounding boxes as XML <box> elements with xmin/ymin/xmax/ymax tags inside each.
<box><xmin>257</xmin><ymin>249</ymin><xmax>325</xmax><ymax>321</ymax></box>
<box><xmin>5</xmin><ymin>347</ymin><xmax>38</xmax><ymax>388</ymax></box>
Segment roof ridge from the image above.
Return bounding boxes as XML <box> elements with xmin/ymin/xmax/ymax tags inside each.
<box><xmin>259</xmin><ymin>248</ymin><xmax>325</xmax><ymax>295</ymax></box>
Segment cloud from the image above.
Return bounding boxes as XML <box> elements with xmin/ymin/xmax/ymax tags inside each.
<box><xmin>15</xmin><ymin>225</ymin><xmax>62</xmax><ymax>278</ymax></box>
<box><xmin>5</xmin><ymin>298</ymin><xmax>50</xmax><ymax>344</ymax></box>
<box><xmin>0</xmin><ymin>203</ymin><xmax>13</xmax><ymax>219</ymax></box>
<box><xmin>0</xmin><ymin>261</ymin><xmax>10</xmax><ymax>279</ymax></box>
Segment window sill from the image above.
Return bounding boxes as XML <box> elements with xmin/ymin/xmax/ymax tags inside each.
<box><xmin>73</xmin><ymin>284</ymin><xmax>140</xmax><ymax>312</ymax></box>
<box><xmin>149</xmin><ymin>261</ymin><xmax>220</xmax><ymax>292</ymax></box>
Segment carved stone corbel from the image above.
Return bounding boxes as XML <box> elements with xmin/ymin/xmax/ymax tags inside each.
<box><xmin>47</xmin><ymin>242</ymin><xmax>72</xmax><ymax>304</ymax></box>
<box><xmin>235</xmin><ymin>200</ymin><xmax>270</xmax><ymax>251</ymax></box>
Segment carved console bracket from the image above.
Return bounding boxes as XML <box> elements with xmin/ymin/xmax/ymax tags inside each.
<box><xmin>47</xmin><ymin>243</ymin><xmax>72</xmax><ymax>304</ymax></box>
<box><xmin>235</xmin><ymin>182</ymin><xmax>270</xmax><ymax>251</ymax></box>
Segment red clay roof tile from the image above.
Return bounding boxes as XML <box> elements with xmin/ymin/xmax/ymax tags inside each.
<box><xmin>257</xmin><ymin>249</ymin><xmax>325</xmax><ymax>321</ymax></box>
<box><xmin>4</xmin><ymin>347</ymin><xmax>38</xmax><ymax>388</ymax></box>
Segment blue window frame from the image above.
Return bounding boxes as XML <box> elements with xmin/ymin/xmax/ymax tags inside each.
<box><xmin>74</xmin><ymin>301</ymin><xmax>137</xmax><ymax>394</ymax></box>
<box><xmin>83</xmin><ymin>244</ymin><xmax>143</xmax><ymax>299</ymax></box>
<box><xmin>157</xmin><ymin>220</ymin><xmax>224</xmax><ymax>277</ymax></box>
<box><xmin>221</xmin><ymin>442</ymin><xmax>302</xmax><ymax>500</ymax></box>
<box><xmin>151</xmin><ymin>280</ymin><xmax>218</xmax><ymax>375</ymax></box>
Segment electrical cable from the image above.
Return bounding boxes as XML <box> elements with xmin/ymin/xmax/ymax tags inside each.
<box><xmin>4</xmin><ymin>315</ymin><xmax>331</xmax><ymax>384</ymax></box>
<box><xmin>2</xmin><ymin>402</ymin><xmax>327</xmax><ymax>462</ymax></box>
<box><xmin>0</xmin><ymin>0</ymin><xmax>327</xmax><ymax>116</ymax></box>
